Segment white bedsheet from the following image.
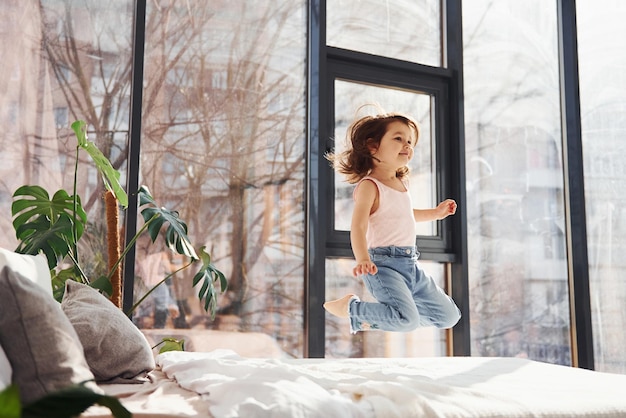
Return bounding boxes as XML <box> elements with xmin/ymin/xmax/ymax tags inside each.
<box><xmin>83</xmin><ymin>370</ymin><xmax>211</xmax><ymax>418</ymax></box>
<box><xmin>156</xmin><ymin>349</ymin><xmax>626</xmax><ymax>418</ymax></box>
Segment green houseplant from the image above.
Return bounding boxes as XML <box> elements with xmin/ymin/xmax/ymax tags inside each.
<box><xmin>10</xmin><ymin>120</ymin><xmax>227</xmax><ymax>317</ymax></box>
<box><xmin>4</xmin><ymin>119</ymin><xmax>227</xmax><ymax>415</ymax></box>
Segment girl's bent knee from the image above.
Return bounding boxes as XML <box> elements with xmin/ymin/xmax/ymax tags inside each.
<box><xmin>396</xmin><ymin>314</ymin><xmax>421</xmax><ymax>332</ymax></box>
<box><xmin>435</xmin><ymin>311</ymin><xmax>461</xmax><ymax>329</ymax></box>
<box><xmin>398</xmin><ymin>323</ymin><xmax>420</xmax><ymax>332</ymax></box>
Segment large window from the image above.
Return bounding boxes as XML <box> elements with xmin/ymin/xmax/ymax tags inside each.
<box><xmin>0</xmin><ymin>1</ymin><xmax>307</xmax><ymax>359</ymax></box>
<box><xmin>135</xmin><ymin>2</ymin><xmax>307</xmax><ymax>357</ymax></box>
<box><xmin>0</xmin><ymin>0</ymin><xmax>134</xmax><ymax>277</ymax></box>
<box><xmin>319</xmin><ymin>0</ymin><xmax>459</xmax><ymax>358</ymax></box>
<box><xmin>577</xmin><ymin>0</ymin><xmax>626</xmax><ymax>374</ymax></box>
<box><xmin>463</xmin><ymin>1</ymin><xmax>572</xmax><ymax>364</ymax></box>
<box><xmin>326</xmin><ymin>0</ymin><xmax>442</xmax><ymax>66</ymax></box>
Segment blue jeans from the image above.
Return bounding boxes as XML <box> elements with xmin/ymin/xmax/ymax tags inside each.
<box><xmin>349</xmin><ymin>246</ymin><xmax>461</xmax><ymax>333</ymax></box>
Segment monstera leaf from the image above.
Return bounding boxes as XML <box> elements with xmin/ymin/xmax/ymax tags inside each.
<box><xmin>0</xmin><ymin>383</ymin><xmax>130</xmax><ymax>418</ymax></box>
<box><xmin>71</xmin><ymin>120</ymin><xmax>128</xmax><ymax>208</ymax></box>
<box><xmin>193</xmin><ymin>246</ymin><xmax>228</xmax><ymax>317</ymax></box>
<box><xmin>14</xmin><ymin>215</ymin><xmax>75</xmax><ymax>270</ymax></box>
<box><xmin>21</xmin><ymin>383</ymin><xmax>130</xmax><ymax>418</ymax></box>
<box><xmin>12</xmin><ymin>186</ymin><xmax>87</xmax><ymax>236</ymax></box>
<box><xmin>11</xmin><ymin>186</ymin><xmax>87</xmax><ymax>269</ymax></box>
<box><xmin>138</xmin><ymin>186</ymin><xmax>198</xmax><ymax>260</ymax></box>
<box><xmin>153</xmin><ymin>337</ymin><xmax>186</xmax><ymax>353</ymax></box>
<box><xmin>0</xmin><ymin>385</ymin><xmax>19</xmax><ymax>418</ymax></box>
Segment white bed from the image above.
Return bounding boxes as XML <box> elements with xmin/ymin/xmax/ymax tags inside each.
<box><xmin>83</xmin><ymin>349</ymin><xmax>626</xmax><ymax>418</ymax></box>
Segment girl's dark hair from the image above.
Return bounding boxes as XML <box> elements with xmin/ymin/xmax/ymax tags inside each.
<box><xmin>326</xmin><ymin>112</ymin><xmax>420</xmax><ymax>184</ymax></box>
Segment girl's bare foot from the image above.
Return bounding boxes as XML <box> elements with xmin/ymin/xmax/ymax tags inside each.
<box><xmin>323</xmin><ymin>294</ymin><xmax>356</xmax><ymax>318</ymax></box>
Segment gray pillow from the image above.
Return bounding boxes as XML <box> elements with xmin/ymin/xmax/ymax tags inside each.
<box><xmin>0</xmin><ymin>259</ymin><xmax>99</xmax><ymax>404</ymax></box>
<box><xmin>61</xmin><ymin>280</ymin><xmax>155</xmax><ymax>383</ymax></box>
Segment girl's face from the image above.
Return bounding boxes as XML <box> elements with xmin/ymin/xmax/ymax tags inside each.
<box><xmin>371</xmin><ymin>120</ymin><xmax>416</xmax><ymax>168</ymax></box>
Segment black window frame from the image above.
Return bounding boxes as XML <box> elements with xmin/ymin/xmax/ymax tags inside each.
<box><xmin>306</xmin><ymin>0</ymin><xmax>470</xmax><ymax>358</ymax></box>
<box><xmin>324</xmin><ymin>47</ymin><xmax>457</xmax><ymax>263</ymax></box>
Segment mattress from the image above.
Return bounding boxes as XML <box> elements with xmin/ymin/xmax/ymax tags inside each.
<box><xmin>84</xmin><ymin>350</ymin><xmax>626</xmax><ymax>417</ymax></box>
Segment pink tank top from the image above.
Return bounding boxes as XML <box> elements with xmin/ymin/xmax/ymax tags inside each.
<box><xmin>354</xmin><ymin>176</ymin><xmax>416</xmax><ymax>248</ymax></box>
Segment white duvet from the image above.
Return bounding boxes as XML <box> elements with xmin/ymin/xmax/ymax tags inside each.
<box><xmin>156</xmin><ymin>349</ymin><xmax>626</xmax><ymax>418</ymax></box>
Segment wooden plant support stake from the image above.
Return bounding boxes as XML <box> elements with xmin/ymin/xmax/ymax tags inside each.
<box><xmin>105</xmin><ymin>190</ymin><xmax>122</xmax><ymax>308</ymax></box>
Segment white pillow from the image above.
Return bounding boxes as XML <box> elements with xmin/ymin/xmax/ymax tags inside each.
<box><xmin>0</xmin><ymin>344</ymin><xmax>11</xmax><ymax>391</ymax></box>
<box><xmin>0</xmin><ymin>247</ymin><xmax>52</xmax><ymax>295</ymax></box>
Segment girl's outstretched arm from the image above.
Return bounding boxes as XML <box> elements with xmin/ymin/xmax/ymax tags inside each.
<box><xmin>413</xmin><ymin>199</ymin><xmax>457</xmax><ymax>222</ymax></box>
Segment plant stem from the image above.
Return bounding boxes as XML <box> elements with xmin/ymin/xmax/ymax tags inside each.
<box><xmin>105</xmin><ymin>214</ymin><xmax>157</xmax><ymax>283</ymax></box>
<box><xmin>66</xmin><ymin>251</ymin><xmax>90</xmax><ymax>284</ymax></box>
<box><xmin>125</xmin><ymin>260</ymin><xmax>193</xmax><ymax>317</ymax></box>
<box><xmin>72</xmin><ymin>145</ymin><xmax>80</xmax><ymax>262</ymax></box>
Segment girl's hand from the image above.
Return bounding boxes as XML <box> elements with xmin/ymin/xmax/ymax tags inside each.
<box><xmin>353</xmin><ymin>260</ymin><xmax>378</xmax><ymax>277</ymax></box>
<box><xmin>437</xmin><ymin>199</ymin><xmax>457</xmax><ymax>219</ymax></box>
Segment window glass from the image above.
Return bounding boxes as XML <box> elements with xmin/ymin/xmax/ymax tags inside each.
<box><xmin>0</xmin><ymin>1</ymin><xmax>133</xmax><ymax>271</ymax></box>
<box><xmin>577</xmin><ymin>0</ymin><xmax>626</xmax><ymax>374</ymax></box>
<box><xmin>137</xmin><ymin>1</ymin><xmax>307</xmax><ymax>358</ymax></box>
<box><xmin>333</xmin><ymin>80</ymin><xmax>436</xmax><ymax>235</ymax></box>
<box><xmin>325</xmin><ymin>258</ymin><xmax>448</xmax><ymax>357</ymax></box>
<box><xmin>463</xmin><ymin>1</ymin><xmax>572</xmax><ymax>364</ymax></box>
<box><xmin>326</xmin><ymin>0</ymin><xmax>441</xmax><ymax>67</ymax></box>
